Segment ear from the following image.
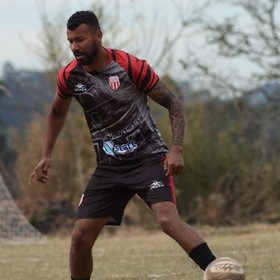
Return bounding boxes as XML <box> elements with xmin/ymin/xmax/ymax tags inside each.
<box><xmin>96</xmin><ymin>30</ymin><xmax>103</xmax><ymax>41</ymax></box>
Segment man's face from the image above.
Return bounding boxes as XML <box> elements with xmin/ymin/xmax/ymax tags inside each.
<box><xmin>67</xmin><ymin>24</ymin><xmax>102</xmax><ymax>65</ymax></box>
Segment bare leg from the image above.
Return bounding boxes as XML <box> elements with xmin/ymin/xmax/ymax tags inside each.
<box><xmin>152</xmin><ymin>201</ymin><xmax>216</xmax><ymax>270</ymax></box>
<box><xmin>70</xmin><ymin>217</ymin><xmax>109</xmax><ymax>279</ymax></box>
<box><xmin>152</xmin><ymin>201</ymin><xmax>204</xmax><ymax>252</ymax></box>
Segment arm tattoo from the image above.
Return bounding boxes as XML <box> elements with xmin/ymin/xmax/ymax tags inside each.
<box><xmin>148</xmin><ymin>80</ymin><xmax>185</xmax><ymax>146</ymax></box>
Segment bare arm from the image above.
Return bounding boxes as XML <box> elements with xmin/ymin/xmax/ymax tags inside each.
<box><xmin>29</xmin><ymin>95</ymin><xmax>72</xmax><ymax>184</ymax></box>
<box><xmin>42</xmin><ymin>95</ymin><xmax>72</xmax><ymax>157</ymax></box>
<box><xmin>148</xmin><ymin>79</ymin><xmax>185</xmax><ymax>175</ymax></box>
<box><xmin>148</xmin><ymin>79</ymin><xmax>185</xmax><ymax>147</ymax></box>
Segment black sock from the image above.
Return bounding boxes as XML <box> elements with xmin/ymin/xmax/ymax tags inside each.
<box><xmin>188</xmin><ymin>242</ymin><xmax>216</xmax><ymax>270</ymax></box>
<box><xmin>71</xmin><ymin>277</ymin><xmax>90</xmax><ymax>280</ymax></box>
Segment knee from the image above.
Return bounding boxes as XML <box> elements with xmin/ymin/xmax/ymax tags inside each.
<box><xmin>153</xmin><ymin>202</ymin><xmax>183</xmax><ymax>235</ymax></box>
<box><xmin>156</xmin><ymin>213</ymin><xmax>178</xmax><ymax>235</ymax></box>
<box><xmin>71</xmin><ymin>226</ymin><xmax>94</xmax><ymax>252</ymax></box>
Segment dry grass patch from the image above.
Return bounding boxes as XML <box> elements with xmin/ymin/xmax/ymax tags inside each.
<box><xmin>0</xmin><ymin>223</ymin><xmax>279</xmax><ymax>280</ymax></box>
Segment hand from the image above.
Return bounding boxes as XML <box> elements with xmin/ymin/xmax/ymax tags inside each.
<box><xmin>29</xmin><ymin>157</ymin><xmax>51</xmax><ymax>184</ymax></box>
<box><xmin>164</xmin><ymin>145</ymin><xmax>184</xmax><ymax>176</ymax></box>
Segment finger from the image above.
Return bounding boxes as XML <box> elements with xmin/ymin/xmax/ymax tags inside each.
<box><xmin>174</xmin><ymin>164</ymin><xmax>183</xmax><ymax>175</ymax></box>
<box><xmin>35</xmin><ymin>163</ymin><xmax>48</xmax><ymax>178</ymax></box>
<box><xmin>164</xmin><ymin>158</ymin><xmax>168</xmax><ymax>171</ymax></box>
<box><xmin>42</xmin><ymin>169</ymin><xmax>48</xmax><ymax>176</ymax></box>
<box><xmin>164</xmin><ymin>162</ymin><xmax>169</xmax><ymax>176</ymax></box>
<box><xmin>171</xmin><ymin>167</ymin><xmax>178</xmax><ymax>175</ymax></box>
<box><xmin>35</xmin><ymin>168</ymin><xmax>43</xmax><ymax>179</ymax></box>
<box><xmin>175</xmin><ymin>168</ymin><xmax>182</xmax><ymax>175</ymax></box>
<box><xmin>28</xmin><ymin>172</ymin><xmax>36</xmax><ymax>184</ymax></box>
<box><xmin>36</xmin><ymin>175</ymin><xmax>49</xmax><ymax>184</ymax></box>
<box><xmin>43</xmin><ymin>161</ymin><xmax>50</xmax><ymax>172</ymax></box>
<box><xmin>175</xmin><ymin>165</ymin><xmax>182</xmax><ymax>175</ymax></box>
<box><xmin>167</xmin><ymin>164</ymin><xmax>174</xmax><ymax>176</ymax></box>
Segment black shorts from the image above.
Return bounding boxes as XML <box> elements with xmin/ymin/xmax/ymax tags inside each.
<box><xmin>77</xmin><ymin>156</ymin><xmax>177</xmax><ymax>225</ymax></box>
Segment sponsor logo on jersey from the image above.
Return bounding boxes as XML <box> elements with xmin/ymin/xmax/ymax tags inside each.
<box><xmin>102</xmin><ymin>140</ymin><xmax>138</xmax><ymax>156</ymax></box>
<box><xmin>74</xmin><ymin>83</ymin><xmax>88</xmax><ymax>92</ymax></box>
<box><xmin>149</xmin><ymin>180</ymin><xmax>164</xmax><ymax>190</ymax></box>
<box><xmin>109</xmin><ymin>75</ymin><xmax>121</xmax><ymax>90</ymax></box>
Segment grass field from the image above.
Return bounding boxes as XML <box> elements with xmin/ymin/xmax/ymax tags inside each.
<box><xmin>0</xmin><ymin>223</ymin><xmax>279</xmax><ymax>280</ymax></box>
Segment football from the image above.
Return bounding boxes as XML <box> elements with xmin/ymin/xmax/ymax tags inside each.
<box><xmin>204</xmin><ymin>257</ymin><xmax>245</xmax><ymax>280</ymax></box>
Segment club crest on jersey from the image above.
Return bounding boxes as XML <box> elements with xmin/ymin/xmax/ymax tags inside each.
<box><xmin>109</xmin><ymin>75</ymin><xmax>120</xmax><ymax>90</ymax></box>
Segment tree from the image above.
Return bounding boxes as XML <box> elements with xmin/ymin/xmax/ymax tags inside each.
<box><xmin>180</xmin><ymin>0</ymin><xmax>280</xmax><ymax>92</ymax></box>
<box><xmin>0</xmin><ymin>80</ymin><xmax>17</xmax><ymax>195</ymax></box>
<box><xmin>177</xmin><ymin>2</ymin><xmax>280</xmax><ymax>220</ymax></box>
<box><xmin>13</xmin><ymin>0</ymin><xmax>214</xmax><ymax>229</ymax></box>
<box><xmin>14</xmin><ymin>111</ymin><xmax>96</xmax><ymax>232</ymax></box>
<box><xmin>29</xmin><ymin>0</ymin><xmax>212</xmax><ymax>78</ymax></box>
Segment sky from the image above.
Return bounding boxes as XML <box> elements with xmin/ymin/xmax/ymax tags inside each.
<box><xmin>0</xmin><ymin>0</ymin><xmax>191</xmax><ymax>71</ymax></box>
<box><xmin>0</xmin><ymin>0</ymin><xmax>256</xmax><ymax>82</ymax></box>
<box><xmin>0</xmin><ymin>0</ymin><xmax>99</xmax><ymax>72</ymax></box>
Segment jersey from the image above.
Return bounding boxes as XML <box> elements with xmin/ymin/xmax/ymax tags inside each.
<box><xmin>56</xmin><ymin>48</ymin><xmax>169</xmax><ymax>166</ymax></box>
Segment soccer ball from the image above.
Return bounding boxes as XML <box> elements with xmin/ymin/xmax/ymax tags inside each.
<box><xmin>204</xmin><ymin>257</ymin><xmax>245</xmax><ymax>280</ymax></box>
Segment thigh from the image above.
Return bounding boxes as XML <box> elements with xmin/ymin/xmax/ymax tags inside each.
<box><xmin>135</xmin><ymin>158</ymin><xmax>177</xmax><ymax>206</ymax></box>
<box><xmin>77</xmin><ymin>168</ymin><xmax>135</xmax><ymax>225</ymax></box>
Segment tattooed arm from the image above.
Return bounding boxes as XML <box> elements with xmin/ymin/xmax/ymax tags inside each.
<box><xmin>148</xmin><ymin>79</ymin><xmax>185</xmax><ymax>175</ymax></box>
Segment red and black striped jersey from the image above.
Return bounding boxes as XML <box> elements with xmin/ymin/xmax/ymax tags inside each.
<box><xmin>56</xmin><ymin>48</ymin><xmax>168</xmax><ymax>166</ymax></box>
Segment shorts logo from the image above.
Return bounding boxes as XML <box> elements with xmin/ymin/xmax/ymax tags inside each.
<box><xmin>103</xmin><ymin>140</ymin><xmax>138</xmax><ymax>156</ymax></box>
<box><xmin>109</xmin><ymin>75</ymin><xmax>120</xmax><ymax>90</ymax></box>
<box><xmin>78</xmin><ymin>194</ymin><xmax>84</xmax><ymax>207</ymax></box>
<box><xmin>149</xmin><ymin>180</ymin><xmax>164</xmax><ymax>190</ymax></box>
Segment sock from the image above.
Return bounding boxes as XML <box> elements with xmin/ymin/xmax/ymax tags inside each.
<box><xmin>71</xmin><ymin>277</ymin><xmax>90</xmax><ymax>280</ymax></box>
<box><xmin>188</xmin><ymin>242</ymin><xmax>216</xmax><ymax>270</ymax></box>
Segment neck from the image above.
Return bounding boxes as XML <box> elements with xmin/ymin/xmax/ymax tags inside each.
<box><xmin>84</xmin><ymin>47</ymin><xmax>108</xmax><ymax>73</ymax></box>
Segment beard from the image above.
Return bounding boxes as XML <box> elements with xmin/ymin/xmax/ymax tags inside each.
<box><xmin>74</xmin><ymin>44</ymin><xmax>98</xmax><ymax>65</ymax></box>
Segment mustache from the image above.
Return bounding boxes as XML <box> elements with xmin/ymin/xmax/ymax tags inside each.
<box><xmin>74</xmin><ymin>51</ymin><xmax>86</xmax><ymax>56</ymax></box>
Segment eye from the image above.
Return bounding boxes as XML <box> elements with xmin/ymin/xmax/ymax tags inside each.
<box><xmin>76</xmin><ymin>37</ymin><xmax>85</xmax><ymax>43</ymax></box>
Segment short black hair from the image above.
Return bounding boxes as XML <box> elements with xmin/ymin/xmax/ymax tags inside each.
<box><xmin>67</xmin><ymin>10</ymin><xmax>101</xmax><ymax>30</ymax></box>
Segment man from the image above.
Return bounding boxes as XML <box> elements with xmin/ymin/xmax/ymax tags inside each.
<box><xmin>29</xmin><ymin>10</ymin><xmax>216</xmax><ymax>280</ymax></box>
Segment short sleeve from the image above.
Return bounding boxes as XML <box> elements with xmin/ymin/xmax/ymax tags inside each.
<box><xmin>129</xmin><ymin>56</ymin><xmax>159</xmax><ymax>92</ymax></box>
<box><xmin>56</xmin><ymin>66</ymin><xmax>72</xmax><ymax>99</ymax></box>
<box><xmin>56</xmin><ymin>59</ymin><xmax>79</xmax><ymax>98</ymax></box>
<box><xmin>111</xmin><ymin>49</ymin><xmax>159</xmax><ymax>93</ymax></box>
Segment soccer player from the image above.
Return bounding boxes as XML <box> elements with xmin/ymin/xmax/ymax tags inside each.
<box><xmin>29</xmin><ymin>10</ymin><xmax>216</xmax><ymax>280</ymax></box>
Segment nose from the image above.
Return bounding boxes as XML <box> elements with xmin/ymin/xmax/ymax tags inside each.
<box><xmin>71</xmin><ymin>41</ymin><xmax>80</xmax><ymax>53</ymax></box>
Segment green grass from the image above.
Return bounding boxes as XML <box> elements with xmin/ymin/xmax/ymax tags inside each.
<box><xmin>0</xmin><ymin>223</ymin><xmax>279</xmax><ymax>279</ymax></box>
